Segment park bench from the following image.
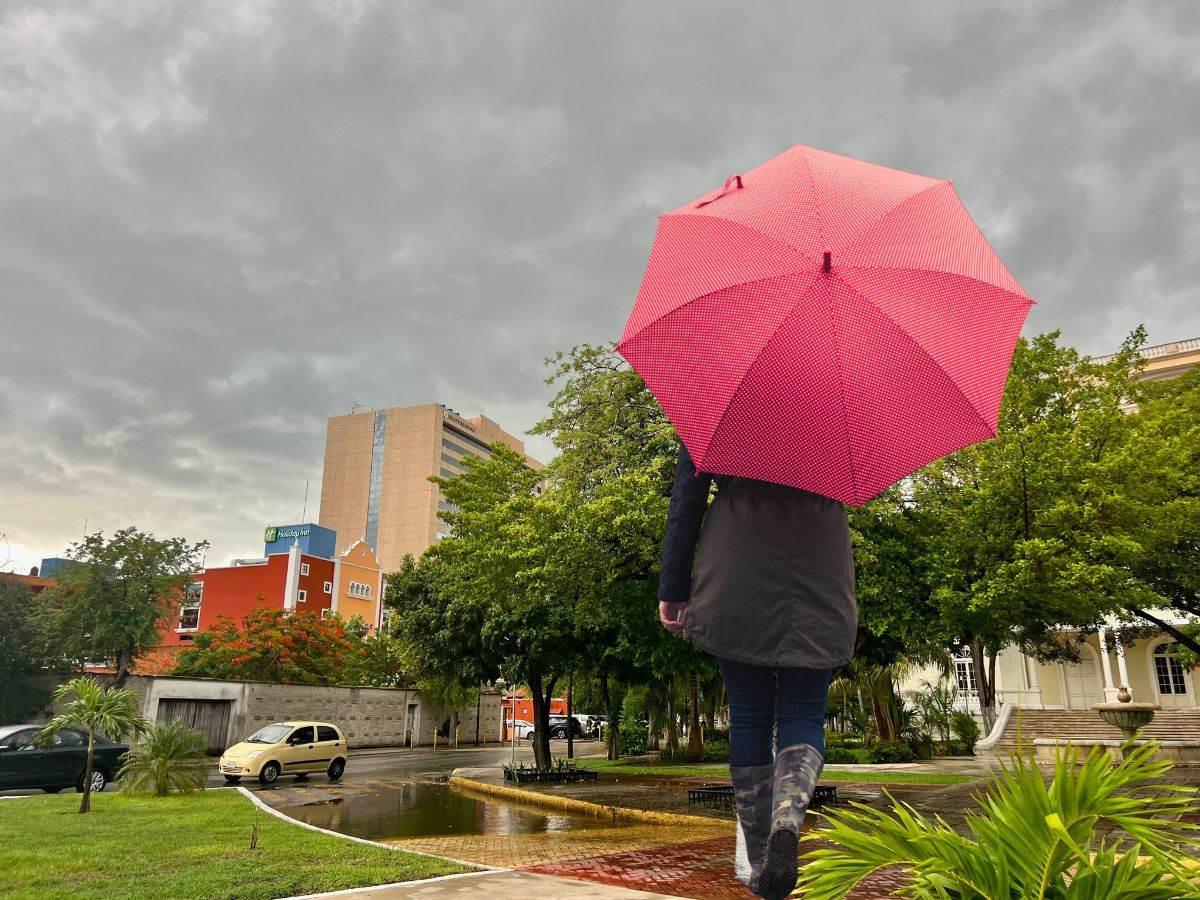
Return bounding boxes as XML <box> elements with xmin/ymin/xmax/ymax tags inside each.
<box><xmin>687</xmin><ymin>783</ymin><xmax>837</xmax><ymax>811</ymax></box>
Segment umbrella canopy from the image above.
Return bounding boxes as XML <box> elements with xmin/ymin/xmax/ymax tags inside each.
<box><xmin>619</xmin><ymin>144</ymin><xmax>1033</xmax><ymax>506</ymax></box>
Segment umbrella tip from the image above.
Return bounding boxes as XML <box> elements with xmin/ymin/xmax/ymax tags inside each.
<box><xmin>822</xmin><ymin>251</ymin><xmax>832</xmax><ymax>274</ymax></box>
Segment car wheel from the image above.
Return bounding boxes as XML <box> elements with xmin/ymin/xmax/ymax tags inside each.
<box><xmin>327</xmin><ymin>758</ymin><xmax>346</xmax><ymax>781</ymax></box>
<box><xmin>224</xmin><ymin>775</ymin><xmax>242</xmax><ymax>784</ymax></box>
<box><xmin>551</xmin><ymin>728</ymin><xmax>566</xmax><ymax>739</ymax></box>
<box><xmin>77</xmin><ymin>769</ymin><xmax>107</xmax><ymax>794</ymax></box>
<box><xmin>258</xmin><ymin>761</ymin><xmax>281</xmax><ymax>785</ymax></box>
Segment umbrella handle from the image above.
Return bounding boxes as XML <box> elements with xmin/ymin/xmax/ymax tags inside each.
<box><xmin>695</xmin><ymin>174</ymin><xmax>744</xmax><ymax>208</ymax></box>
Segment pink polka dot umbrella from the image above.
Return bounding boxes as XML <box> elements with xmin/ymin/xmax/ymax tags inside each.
<box><xmin>618</xmin><ymin>144</ymin><xmax>1033</xmax><ymax>506</ymax></box>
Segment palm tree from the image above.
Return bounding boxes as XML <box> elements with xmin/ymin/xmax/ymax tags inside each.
<box><xmin>38</xmin><ymin>677</ymin><xmax>147</xmax><ymax>813</ymax></box>
<box><xmin>797</xmin><ymin>741</ymin><xmax>1200</xmax><ymax>898</ymax></box>
<box><xmin>118</xmin><ymin>720</ymin><xmax>209</xmax><ymax>796</ymax></box>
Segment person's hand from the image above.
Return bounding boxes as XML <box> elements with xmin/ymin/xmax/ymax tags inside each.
<box><xmin>659</xmin><ymin>600</ymin><xmax>688</xmax><ymax>634</ymax></box>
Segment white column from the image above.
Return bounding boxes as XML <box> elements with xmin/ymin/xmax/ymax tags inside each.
<box><xmin>1024</xmin><ymin>653</ymin><xmax>1044</xmax><ymax>708</ymax></box>
<box><xmin>330</xmin><ymin>556</ymin><xmax>341</xmax><ymax>615</ymax></box>
<box><xmin>1114</xmin><ymin>631</ymin><xmax>1131</xmax><ymax>698</ymax></box>
<box><xmin>1098</xmin><ymin>625</ymin><xmax>1120</xmax><ymax>702</ymax></box>
<box><xmin>283</xmin><ymin>542</ymin><xmax>302</xmax><ymax>611</ymax></box>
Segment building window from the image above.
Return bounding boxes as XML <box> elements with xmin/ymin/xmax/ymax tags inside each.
<box><xmin>440</xmin><ymin>467</ymin><xmax>458</xmax><ymax>479</ymax></box>
<box><xmin>954</xmin><ymin>657</ymin><xmax>978</xmax><ymax>698</ymax></box>
<box><xmin>298</xmin><ymin>589</ymin><xmax>307</xmax><ymax>603</ymax></box>
<box><xmin>321</xmin><ymin>609</ymin><xmax>333</xmax><ymax>619</ymax></box>
<box><xmin>324</xmin><ymin>581</ymin><xmax>333</xmax><ymax>594</ymax></box>
<box><xmin>178</xmin><ymin>605</ymin><xmax>200</xmax><ymax>630</ymax></box>
<box><xmin>440</xmin><ymin>452</ymin><xmax>463</xmax><ymax>468</ymax></box>
<box><xmin>301</xmin><ymin>563</ymin><xmax>310</xmax><ymax>576</ymax></box>
<box><xmin>1153</xmin><ymin>643</ymin><xmax>1189</xmax><ymax>695</ymax></box>
<box><xmin>365</xmin><ymin>410</ymin><xmax>388</xmax><ymax>551</ymax></box>
<box><xmin>184</xmin><ymin>582</ymin><xmax>203</xmax><ymax>603</ymax></box>
<box><xmin>443</xmin><ymin>422</ymin><xmax>494</xmax><ymax>457</ymax></box>
<box><xmin>441</xmin><ymin>438</ymin><xmax>477</xmax><ymax>459</ymax></box>
<box><xmin>380</xmin><ymin>608</ymin><xmax>393</xmax><ymax>630</ymax></box>
<box><xmin>347</xmin><ymin>581</ymin><xmax>373</xmax><ymax>599</ymax></box>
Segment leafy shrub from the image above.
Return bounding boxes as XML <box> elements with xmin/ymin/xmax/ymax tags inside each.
<box><xmin>937</xmin><ymin>739</ymin><xmax>970</xmax><ymax>757</ymax></box>
<box><xmin>618</xmin><ymin>720</ymin><xmax>647</xmax><ymax>756</ymax></box>
<box><xmin>659</xmin><ymin>739</ymin><xmax>729</xmax><ymax>763</ymax></box>
<box><xmin>823</xmin><ymin>746</ymin><xmax>860</xmax><ymax>765</ymax></box>
<box><xmin>866</xmin><ymin>740</ymin><xmax>915</xmax><ymax>764</ymax></box>
<box><xmin>906</xmin><ymin>732</ymin><xmax>935</xmax><ymax>761</ymax></box>
<box><xmin>118</xmin><ymin>721</ymin><xmax>208</xmax><ymax>796</ymax></box>
<box><xmin>950</xmin><ymin>711</ymin><xmax>981</xmax><ymax>753</ymax></box>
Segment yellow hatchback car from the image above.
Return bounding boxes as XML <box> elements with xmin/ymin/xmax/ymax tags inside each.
<box><xmin>219</xmin><ymin>721</ymin><xmax>348</xmax><ymax>785</ymax></box>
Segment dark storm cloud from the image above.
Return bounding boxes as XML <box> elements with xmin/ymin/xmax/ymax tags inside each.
<box><xmin>2</xmin><ymin>1</ymin><xmax>1198</xmax><ymax>568</ymax></box>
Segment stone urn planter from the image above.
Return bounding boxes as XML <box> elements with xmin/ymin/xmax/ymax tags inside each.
<box><xmin>1093</xmin><ymin>696</ymin><xmax>1159</xmax><ymax>758</ymax></box>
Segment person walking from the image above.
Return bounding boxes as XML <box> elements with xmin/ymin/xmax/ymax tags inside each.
<box><xmin>657</xmin><ymin>442</ymin><xmax>856</xmax><ymax>899</ymax></box>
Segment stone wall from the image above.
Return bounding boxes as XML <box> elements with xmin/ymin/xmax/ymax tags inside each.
<box><xmin>115</xmin><ymin>675</ymin><xmax>500</xmax><ymax>750</ymax></box>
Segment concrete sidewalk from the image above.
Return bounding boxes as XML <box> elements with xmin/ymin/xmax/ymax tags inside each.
<box><xmin>299</xmin><ymin>870</ymin><xmax>669</xmax><ymax>898</ymax></box>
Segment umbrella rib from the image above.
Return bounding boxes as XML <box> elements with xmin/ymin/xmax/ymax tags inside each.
<box><xmin>622</xmin><ymin>218</ymin><xmax>815</xmax><ymax>343</ymax></box>
<box><xmin>829</xmin><ymin>271</ymin><xmax>998</xmax><ymax>436</ymax></box>
<box><xmin>838</xmin><ymin>264</ymin><xmax>1034</xmax><ymax>307</ymax></box>
<box><xmin>834</xmin><ymin>180</ymin><xmax>949</xmax><ymax>260</ymax></box>
<box><xmin>692</xmin><ymin>275</ymin><xmax>855</xmax><ymax>492</ymax></box>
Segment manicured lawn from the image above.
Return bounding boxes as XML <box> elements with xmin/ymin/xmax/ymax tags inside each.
<box><xmin>0</xmin><ymin>790</ymin><xmax>469</xmax><ymax>900</ymax></box>
<box><xmin>586</xmin><ymin>759</ymin><xmax>976</xmax><ymax>785</ymax></box>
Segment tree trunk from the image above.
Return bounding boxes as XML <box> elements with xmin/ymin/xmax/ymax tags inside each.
<box><xmin>686</xmin><ymin>671</ymin><xmax>703</xmax><ymax>762</ymax></box>
<box><xmin>528</xmin><ymin>672</ymin><xmax>555</xmax><ymax>771</ymax></box>
<box><xmin>449</xmin><ymin>710</ymin><xmax>459</xmax><ymax>746</ymax></box>
<box><xmin>80</xmin><ymin>728</ymin><xmax>94</xmax><ymax>814</ymax></box>
<box><xmin>969</xmin><ymin>639</ymin><xmax>996</xmax><ymax>736</ymax></box>
<box><xmin>599</xmin><ymin>672</ymin><xmax>618</xmax><ymax>760</ymax></box>
<box><xmin>666</xmin><ymin>678</ymin><xmax>679</xmax><ymax>755</ymax></box>
<box><xmin>566</xmin><ymin>671</ymin><xmax>574</xmax><ymax>761</ymax></box>
<box><xmin>112</xmin><ymin>646</ymin><xmax>134</xmax><ymax>689</ymax></box>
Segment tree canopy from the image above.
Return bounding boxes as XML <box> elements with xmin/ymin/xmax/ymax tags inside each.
<box><xmin>44</xmin><ymin>528</ymin><xmax>208</xmax><ymax>686</ymax></box>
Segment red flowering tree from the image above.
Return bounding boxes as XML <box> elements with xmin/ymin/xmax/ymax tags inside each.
<box><xmin>173</xmin><ymin>603</ymin><xmax>361</xmax><ymax>684</ymax></box>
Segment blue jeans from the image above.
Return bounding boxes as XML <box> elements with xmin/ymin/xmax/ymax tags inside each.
<box><xmin>718</xmin><ymin>657</ymin><xmax>832</xmax><ymax>767</ymax></box>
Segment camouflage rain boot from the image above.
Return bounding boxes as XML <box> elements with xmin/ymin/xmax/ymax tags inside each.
<box><xmin>757</xmin><ymin>743</ymin><xmax>823</xmax><ymax>899</ymax></box>
<box><xmin>730</xmin><ymin>763</ymin><xmax>774</xmax><ymax>890</ymax></box>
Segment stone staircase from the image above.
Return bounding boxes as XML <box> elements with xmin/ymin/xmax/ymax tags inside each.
<box><xmin>979</xmin><ymin>708</ymin><xmax>1200</xmax><ymax>764</ymax></box>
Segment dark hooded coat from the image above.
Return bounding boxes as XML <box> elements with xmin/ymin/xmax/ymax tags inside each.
<box><xmin>658</xmin><ymin>444</ymin><xmax>857</xmax><ymax>669</ymax></box>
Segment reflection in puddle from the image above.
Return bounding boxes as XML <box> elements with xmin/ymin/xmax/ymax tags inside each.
<box><xmin>280</xmin><ymin>781</ymin><xmax>626</xmax><ymax>840</ymax></box>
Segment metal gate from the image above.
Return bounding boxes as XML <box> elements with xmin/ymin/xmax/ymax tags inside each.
<box><xmin>156</xmin><ymin>699</ymin><xmax>233</xmax><ymax>755</ymax></box>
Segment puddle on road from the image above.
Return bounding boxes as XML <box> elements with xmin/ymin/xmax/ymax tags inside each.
<box><xmin>280</xmin><ymin>781</ymin><xmax>626</xmax><ymax>840</ymax></box>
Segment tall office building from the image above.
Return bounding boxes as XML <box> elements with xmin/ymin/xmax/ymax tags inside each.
<box><xmin>318</xmin><ymin>404</ymin><xmax>543</xmax><ymax>571</ymax></box>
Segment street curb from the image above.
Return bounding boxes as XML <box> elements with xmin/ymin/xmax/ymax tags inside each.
<box><xmin>236</xmin><ymin>787</ymin><xmax>500</xmax><ymax>872</ymax></box>
<box><xmin>447</xmin><ymin>775</ymin><xmax>735</xmax><ymax>828</ymax></box>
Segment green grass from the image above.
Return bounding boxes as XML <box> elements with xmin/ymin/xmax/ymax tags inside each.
<box><xmin>585</xmin><ymin>758</ymin><xmax>976</xmax><ymax>785</ymax></box>
<box><xmin>0</xmin><ymin>790</ymin><xmax>469</xmax><ymax>900</ymax></box>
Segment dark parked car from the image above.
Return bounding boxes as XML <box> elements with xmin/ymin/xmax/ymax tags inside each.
<box><xmin>547</xmin><ymin>715</ymin><xmax>585</xmax><ymax>739</ymax></box>
<box><xmin>0</xmin><ymin>724</ymin><xmax>128</xmax><ymax>794</ymax></box>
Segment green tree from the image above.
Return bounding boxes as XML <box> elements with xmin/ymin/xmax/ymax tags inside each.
<box><xmin>403</xmin><ymin>446</ymin><xmax>583</xmax><ymax>770</ymax></box>
<box><xmin>0</xmin><ymin>578</ymin><xmax>55</xmax><ymax>723</ymax></box>
<box><xmin>118</xmin><ymin>720</ymin><xmax>209</xmax><ymax>796</ymax></box>
<box><xmin>173</xmin><ymin>605</ymin><xmax>360</xmax><ymax>684</ymax></box>
<box><xmin>38</xmin><ymin>677</ymin><xmax>147</xmax><ymax>813</ymax></box>
<box><xmin>45</xmin><ymin>528</ymin><xmax>208</xmax><ymax>686</ymax></box>
<box><xmin>531</xmin><ymin>344</ymin><xmax>715</xmax><ymax>759</ymax></box>
<box><xmin>898</xmin><ymin>331</ymin><xmax>1200</xmax><ymax>731</ymax></box>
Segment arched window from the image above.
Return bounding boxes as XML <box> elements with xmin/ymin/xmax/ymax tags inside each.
<box><xmin>1152</xmin><ymin>643</ymin><xmax>1189</xmax><ymax>695</ymax></box>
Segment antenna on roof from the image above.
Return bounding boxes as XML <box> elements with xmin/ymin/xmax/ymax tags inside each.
<box><xmin>351</xmin><ymin>401</ymin><xmax>366</xmax><ymax>414</ymax></box>
<box><xmin>300</xmin><ymin>480</ymin><xmax>310</xmax><ymax>523</ymax></box>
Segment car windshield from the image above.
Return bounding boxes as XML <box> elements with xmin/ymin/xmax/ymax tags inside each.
<box><xmin>246</xmin><ymin>724</ymin><xmax>292</xmax><ymax>744</ymax></box>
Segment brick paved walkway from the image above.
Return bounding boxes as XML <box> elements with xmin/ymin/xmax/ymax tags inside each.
<box><xmin>525</xmin><ymin>833</ymin><xmax>910</xmax><ymax>899</ymax></box>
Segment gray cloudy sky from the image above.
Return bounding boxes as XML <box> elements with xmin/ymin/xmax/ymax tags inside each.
<box><xmin>2</xmin><ymin>1</ymin><xmax>1198</xmax><ymax>572</ymax></box>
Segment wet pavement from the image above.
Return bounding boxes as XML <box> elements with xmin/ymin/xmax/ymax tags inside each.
<box><xmin>261</xmin><ymin>764</ymin><xmax>958</xmax><ymax>898</ymax></box>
